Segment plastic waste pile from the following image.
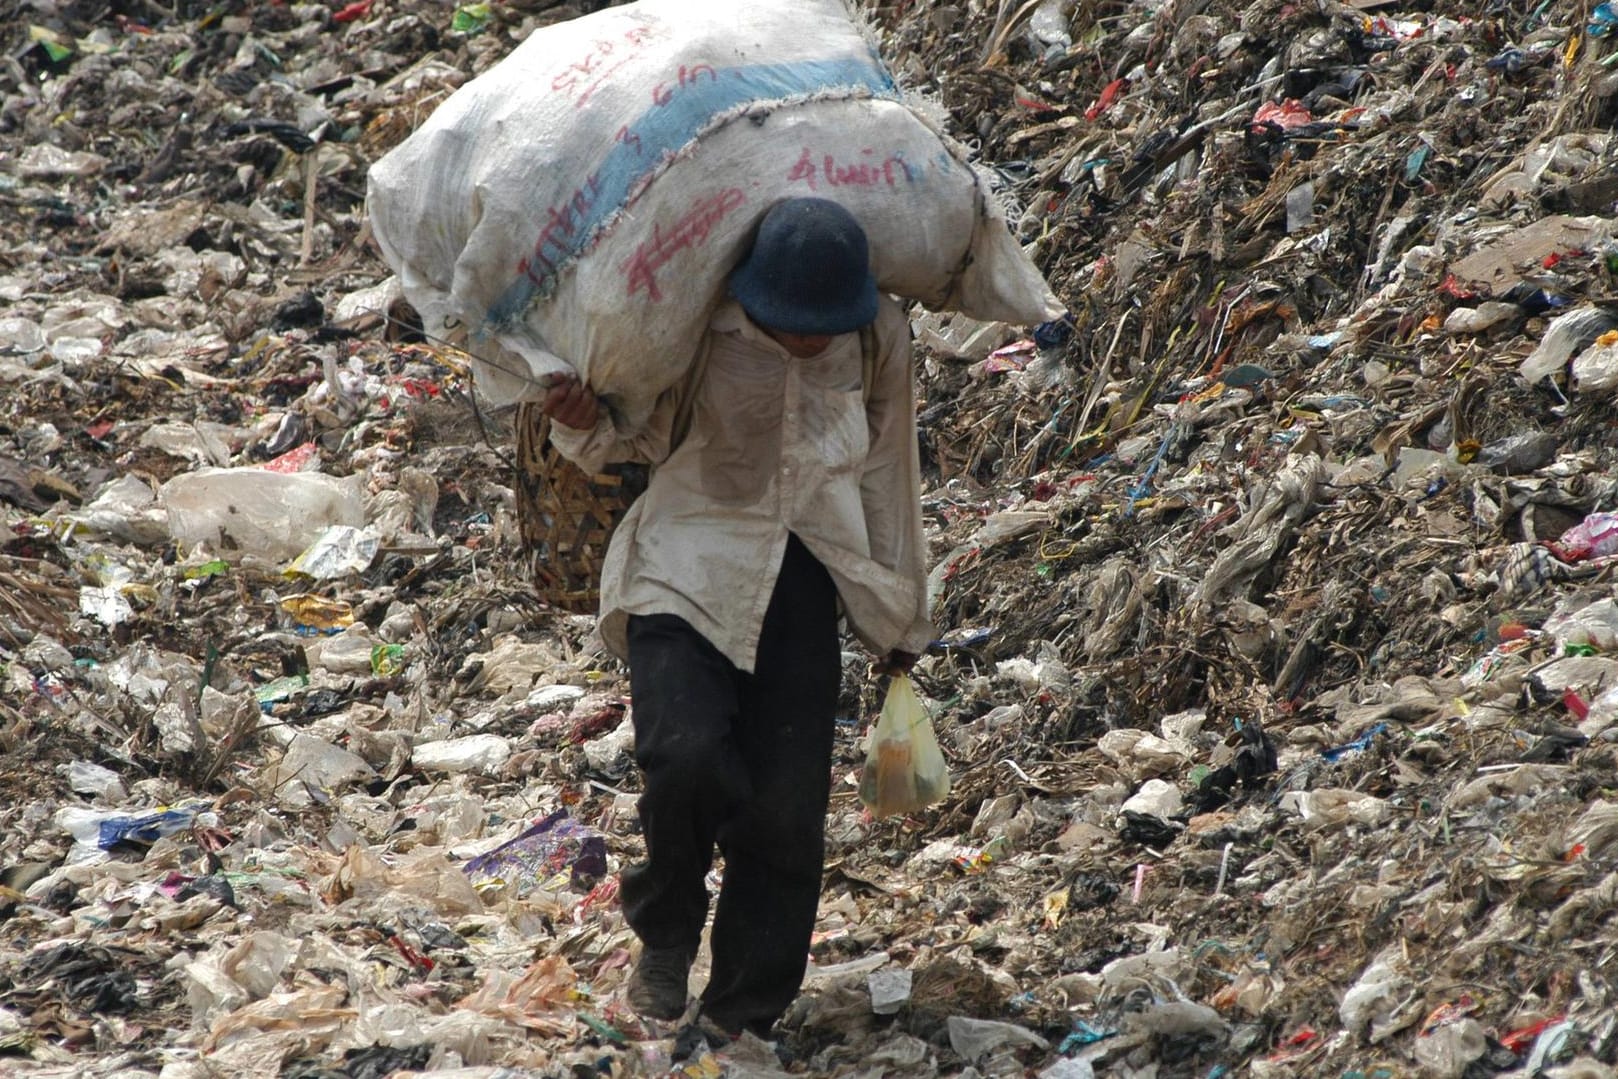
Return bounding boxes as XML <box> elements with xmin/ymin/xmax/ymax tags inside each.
<box><xmin>5</xmin><ymin>0</ymin><xmax>1618</xmax><ymax>1076</ymax></box>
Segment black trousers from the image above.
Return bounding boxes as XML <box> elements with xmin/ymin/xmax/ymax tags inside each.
<box><xmin>621</xmin><ymin>534</ymin><xmax>840</xmax><ymax>1033</ymax></box>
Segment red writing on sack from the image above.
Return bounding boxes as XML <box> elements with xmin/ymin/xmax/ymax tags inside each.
<box><xmin>786</xmin><ymin>147</ymin><xmax>915</xmax><ymax>191</ymax></box>
<box><xmin>652</xmin><ymin>63</ymin><xmax>718</xmax><ymax>106</ymax></box>
<box><xmin>552</xmin><ymin>25</ymin><xmax>659</xmax><ymax>107</ymax></box>
<box><xmin>621</xmin><ymin>188</ymin><xmax>747</xmax><ymax>302</ymax></box>
<box><xmin>517</xmin><ymin>173</ymin><xmax>604</xmax><ymax>284</ymax></box>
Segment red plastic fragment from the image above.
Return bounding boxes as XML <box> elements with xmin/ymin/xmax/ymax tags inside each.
<box><xmin>1085</xmin><ymin>78</ymin><xmax>1129</xmax><ymax>120</ymax></box>
<box><xmin>333</xmin><ymin>0</ymin><xmax>373</xmax><ymax>23</ymax></box>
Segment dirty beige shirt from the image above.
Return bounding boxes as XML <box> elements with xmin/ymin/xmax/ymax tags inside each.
<box><xmin>549</xmin><ymin>296</ymin><xmax>933</xmax><ymax>673</ymax></box>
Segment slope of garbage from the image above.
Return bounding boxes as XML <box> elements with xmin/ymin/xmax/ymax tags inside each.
<box><xmin>4</xmin><ymin>0</ymin><xmax>1618</xmax><ymax>1076</ymax></box>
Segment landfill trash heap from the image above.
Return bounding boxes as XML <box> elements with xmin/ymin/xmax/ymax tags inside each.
<box><xmin>4</xmin><ymin>0</ymin><xmax>1618</xmax><ymax>1076</ymax></box>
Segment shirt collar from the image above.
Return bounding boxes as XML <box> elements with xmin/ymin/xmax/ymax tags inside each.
<box><xmin>712</xmin><ymin>300</ymin><xmax>853</xmax><ymax>358</ymax></box>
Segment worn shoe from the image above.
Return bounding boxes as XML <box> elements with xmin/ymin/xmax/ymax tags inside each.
<box><xmin>627</xmin><ymin>947</ymin><xmax>692</xmax><ymax>1021</ymax></box>
<box><xmin>694</xmin><ymin>1003</ymin><xmax>775</xmax><ymax>1042</ymax></box>
<box><xmin>671</xmin><ymin>1013</ymin><xmax>733</xmax><ymax>1062</ymax></box>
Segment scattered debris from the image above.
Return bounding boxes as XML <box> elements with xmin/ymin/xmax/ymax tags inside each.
<box><xmin>7</xmin><ymin>0</ymin><xmax>1618</xmax><ymax>1075</ymax></box>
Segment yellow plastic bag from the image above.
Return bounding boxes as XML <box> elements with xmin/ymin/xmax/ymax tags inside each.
<box><xmin>858</xmin><ymin>675</ymin><xmax>950</xmax><ymax>817</ymax></box>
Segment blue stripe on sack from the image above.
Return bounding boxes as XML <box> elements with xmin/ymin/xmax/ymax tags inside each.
<box><xmin>483</xmin><ymin>53</ymin><xmax>899</xmax><ymax>330</ymax></box>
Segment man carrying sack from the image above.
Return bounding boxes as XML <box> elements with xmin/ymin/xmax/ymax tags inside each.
<box><xmin>541</xmin><ymin>197</ymin><xmax>934</xmax><ymax>1038</ymax></box>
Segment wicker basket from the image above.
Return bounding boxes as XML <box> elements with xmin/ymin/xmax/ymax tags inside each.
<box><xmin>513</xmin><ymin>401</ymin><xmax>646</xmax><ymax>613</ymax></box>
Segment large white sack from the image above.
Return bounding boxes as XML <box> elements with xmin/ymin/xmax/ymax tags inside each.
<box><xmin>366</xmin><ymin>0</ymin><xmax>1062</xmax><ymax>423</ymax></box>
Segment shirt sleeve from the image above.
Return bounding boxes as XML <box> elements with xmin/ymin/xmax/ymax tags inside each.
<box><xmin>546</xmin><ymin>351</ymin><xmax>699</xmax><ymax>474</ymax></box>
<box><xmin>860</xmin><ymin>299</ymin><xmax>935</xmax><ymax>654</ymax></box>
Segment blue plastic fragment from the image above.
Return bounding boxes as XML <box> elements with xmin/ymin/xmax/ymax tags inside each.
<box><xmin>1321</xmin><ymin>722</ymin><xmax>1388</xmax><ymax>762</ymax></box>
<box><xmin>98</xmin><ymin>801</ymin><xmax>211</xmax><ymax>850</ymax></box>
<box><xmin>935</xmin><ymin>626</ymin><xmax>994</xmax><ymax>649</ymax></box>
<box><xmin>1589</xmin><ymin>2</ymin><xmax>1618</xmax><ymax>36</ymax></box>
<box><xmin>1124</xmin><ymin>433</ymin><xmax>1171</xmax><ymax>516</ymax></box>
<box><xmin>1034</xmin><ymin>315</ymin><xmax>1076</xmax><ymax>351</ymax></box>
<box><xmin>1057</xmin><ymin>1020</ymin><xmax>1117</xmax><ymax>1053</ymax></box>
<box><xmin>1485</xmin><ymin>47</ymin><xmax>1532</xmax><ymax>73</ymax></box>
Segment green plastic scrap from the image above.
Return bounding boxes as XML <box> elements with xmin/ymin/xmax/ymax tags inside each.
<box><xmin>252</xmin><ymin>40</ymin><xmax>283</xmax><ymax>68</ymax></box>
<box><xmin>253</xmin><ymin>674</ymin><xmax>308</xmax><ymax>705</ymax></box>
<box><xmin>29</xmin><ymin>25</ymin><xmax>74</xmax><ymax>62</ymax></box>
<box><xmin>183</xmin><ymin>560</ymin><xmax>230</xmax><ymax>580</ymax></box>
<box><xmin>451</xmin><ymin>3</ymin><xmax>492</xmax><ymax>33</ymax></box>
<box><xmin>576</xmin><ymin>1013</ymin><xmax>627</xmax><ymax>1045</ymax></box>
<box><xmin>371</xmin><ymin>644</ymin><xmax>406</xmax><ymax>677</ymax></box>
<box><xmin>1405</xmin><ymin>143</ymin><xmax>1432</xmax><ymax>182</ymax></box>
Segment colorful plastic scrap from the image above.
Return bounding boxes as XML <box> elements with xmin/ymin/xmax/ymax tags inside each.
<box><xmin>98</xmin><ymin>799</ymin><xmax>213</xmax><ymax>850</ymax></box>
<box><xmin>1321</xmin><ymin>723</ymin><xmax>1388</xmax><ymax>762</ymax></box>
<box><xmin>1589</xmin><ymin>2</ymin><xmax>1618</xmax><ymax>36</ymax></box>
<box><xmin>463</xmin><ymin>809</ymin><xmax>609</xmax><ymax>895</ymax></box>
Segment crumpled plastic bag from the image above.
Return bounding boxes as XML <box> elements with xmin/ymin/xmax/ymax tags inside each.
<box><xmin>317</xmin><ymin>844</ymin><xmax>482</xmax><ymax>915</ymax></box>
<box><xmin>1550</xmin><ymin>512</ymin><xmax>1618</xmax><ymax>563</ymax></box>
<box><xmin>455</xmin><ymin>955</ymin><xmax>578</xmax><ymax>1036</ymax></box>
<box><xmin>1339</xmin><ymin>946</ymin><xmax>1416</xmax><ymax>1042</ymax></box>
<box><xmin>859</xmin><ymin>675</ymin><xmax>949</xmax><ymax>817</ymax></box>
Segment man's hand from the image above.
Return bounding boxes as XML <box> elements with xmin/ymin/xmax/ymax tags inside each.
<box><xmin>540</xmin><ymin>373</ymin><xmax>600</xmax><ymax>430</ymax></box>
<box><xmin>871</xmin><ymin>650</ymin><xmax>919</xmax><ymax>677</ymax></box>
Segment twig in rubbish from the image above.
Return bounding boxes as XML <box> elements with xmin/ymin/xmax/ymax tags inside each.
<box><xmin>197</xmin><ymin>695</ymin><xmax>260</xmax><ymax>791</ymax></box>
<box><xmin>1001</xmin><ymin>758</ymin><xmax>1036</xmax><ymax>783</ymax></box>
<box><xmin>1073</xmin><ymin>307</ymin><xmax>1131</xmax><ymax>440</ymax></box>
<box><xmin>1188</xmin><ymin>504</ymin><xmax>1240</xmax><ymax>549</ymax></box>
<box><xmin>374</xmin><ymin>309</ymin><xmax>522</xmax><ymax>470</ymax></box>
<box><xmin>1236</xmin><ymin>71</ymin><xmax>1288</xmax><ymax>98</ymax></box>
<box><xmin>1214</xmin><ymin>841</ymin><xmax>1234</xmax><ymax>895</ymax></box>
<box><xmin>1206</xmin><ymin>290</ymin><xmax>1236</xmax><ymax>372</ymax></box>
<box><xmin>461</xmin><ymin>380</ymin><xmax>516</xmax><ymax>471</ymax></box>
<box><xmin>1035</xmin><ymin>140</ymin><xmax>1089</xmax><ymax>188</ymax></box>
<box><xmin>0</xmin><ymin>702</ymin><xmax>30</xmax><ymax>753</ymax></box>
<box><xmin>300</xmin><ymin>152</ymin><xmax>318</xmax><ymax>267</ymax></box>
<box><xmin>981</xmin><ymin>0</ymin><xmax>1046</xmax><ymax>64</ymax></box>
